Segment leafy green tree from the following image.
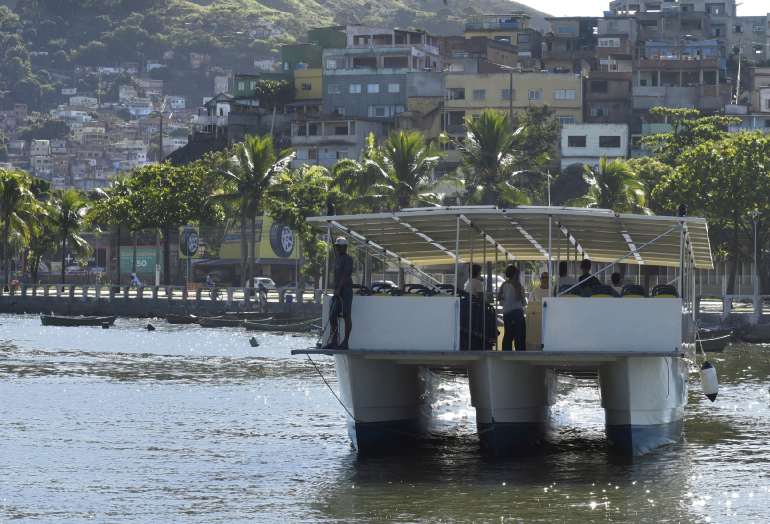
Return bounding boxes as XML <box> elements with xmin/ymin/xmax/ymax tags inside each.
<box><xmin>642</xmin><ymin>107</ymin><xmax>740</xmax><ymax>167</ymax></box>
<box><xmin>253</xmin><ymin>79</ymin><xmax>293</xmax><ymax>111</ymax></box>
<box><xmin>128</xmin><ymin>162</ymin><xmax>223</xmax><ymax>284</ymax></box>
<box><xmin>626</xmin><ymin>157</ymin><xmax>675</xmax><ymax>214</ymax></box>
<box><xmin>50</xmin><ymin>189</ymin><xmax>90</xmax><ymax>283</ymax></box>
<box><xmin>574</xmin><ymin>158</ymin><xmax>647</xmax><ymax>213</ymax></box>
<box><xmin>0</xmin><ymin>169</ymin><xmax>42</xmax><ymax>286</ymax></box>
<box><xmin>455</xmin><ymin>109</ymin><xmax>529</xmax><ymax>206</ymax></box>
<box><xmin>216</xmin><ymin>134</ymin><xmax>293</xmax><ymax>286</ymax></box>
<box><xmin>334</xmin><ymin>131</ymin><xmax>441</xmax><ymax>211</ymax></box>
<box><xmin>267</xmin><ymin>165</ymin><xmax>341</xmax><ymax>288</ymax></box>
<box><xmin>654</xmin><ymin>132</ymin><xmax>770</xmax><ymax>292</ymax></box>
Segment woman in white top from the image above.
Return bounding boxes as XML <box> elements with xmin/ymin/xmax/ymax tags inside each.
<box><xmin>464</xmin><ymin>263</ymin><xmax>484</xmax><ymax>297</ymax></box>
<box><xmin>497</xmin><ymin>264</ymin><xmax>526</xmax><ymax>351</ymax></box>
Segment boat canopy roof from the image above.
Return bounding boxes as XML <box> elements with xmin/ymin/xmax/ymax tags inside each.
<box><xmin>307</xmin><ymin>206</ymin><xmax>714</xmax><ymax>269</ymax></box>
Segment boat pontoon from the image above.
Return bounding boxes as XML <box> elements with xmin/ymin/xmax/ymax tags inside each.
<box><xmin>294</xmin><ymin>206</ymin><xmax>713</xmax><ymax>455</ymax></box>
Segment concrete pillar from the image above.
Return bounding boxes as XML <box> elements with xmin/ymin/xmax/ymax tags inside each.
<box><xmin>68</xmin><ymin>285</ymin><xmax>75</xmax><ymax>298</ymax></box>
<box><xmin>195</xmin><ymin>288</ymin><xmax>202</xmax><ymax>302</ymax></box>
<box><xmin>599</xmin><ymin>357</ymin><xmax>687</xmax><ymax>455</ymax></box>
<box><xmin>44</xmin><ymin>285</ymin><xmax>50</xmax><ymax>297</ymax></box>
<box><xmin>244</xmin><ymin>287</ymin><xmax>251</xmax><ymax>308</ymax></box>
<box><xmin>108</xmin><ymin>286</ymin><xmax>115</xmax><ymax>300</ymax></box>
<box><xmin>95</xmin><ymin>285</ymin><xmax>101</xmax><ymax>299</ymax></box>
<box><xmin>123</xmin><ymin>286</ymin><xmax>130</xmax><ymax>299</ymax></box>
<box><xmin>152</xmin><ymin>286</ymin><xmax>158</xmax><ymax>300</ymax></box>
<box><xmin>182</xmin><ymin>287</ymin><xmax>188</xmax><ymax>301</ymax></box>
<box><xmin>138</xmin><ymin>286</ymin><xmax>144</xmax><ymax>300</ymax></box>
<box><xmin>468</xmin><ymin>357</ymin><xmax>556</xmax><ymax>455</ymax></box>
<box><xmin>21</xmin><ymin>284</ymin><xmax>27</xmax><ymax>297</ymax></box>
<box><xmin>656</xmin><ymin>70</ymin><xmax>661</xmax><ymax>87</ymax></box>
<box><xmin>226</xmin><ymin>288</ymin><xmax>234</xmax><ymax>306</ymax></box>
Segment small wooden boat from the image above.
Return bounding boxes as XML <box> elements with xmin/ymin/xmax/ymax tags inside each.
<box><xmin>243</xmin><ymin>317</ymin><xmax>320</xmax><ymax>334</ymax></box>
<box><xmin>197</xmin><ymin>316</ymin><xmax>246</xmax><ymax>328</ymax></box>
<box><xmin>222</xmin><ymin>311</ymin><xmax>275</xmax><ymax>320</ymax></box>
<box><xmin>166</xmin><ymin>314</ymin><xmax>198</xmax><ymax>325</ymax></box>
<box><xmin>41</xmin><ymin>314</ymin><xmax>116</xmax><ymax>327</ymax></box>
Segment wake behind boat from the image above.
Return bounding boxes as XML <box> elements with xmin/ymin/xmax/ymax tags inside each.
<box><xmin>41</xmin><ymin>314</ymin><xmax>116</xmax><ymax>327</ymax></box>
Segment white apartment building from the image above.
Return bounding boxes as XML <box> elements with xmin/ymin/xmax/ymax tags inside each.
<box><xmin>560</xmin><ymin>123</ymin><xmax>629</xmax><ymax>169</ymax></box>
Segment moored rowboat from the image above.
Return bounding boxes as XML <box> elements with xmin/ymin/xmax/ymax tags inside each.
<box><xmin>243</xmin><ymin>318</ymin><xmax>320</xmax><ymax>333</ymax></box>
<box><xmin>166</xmin><ymin>314</ymin><xmax>198</xmax><ymax>324</ymax></box>
<box><xmin>197</xmin><ymin>316</ymin><xmax>247</xmax><ymax>328</ymax></box>
<box><xmin>41</xmin><ymin>315</ymin><xmax>116</xmax><ymax>327</ymax></box>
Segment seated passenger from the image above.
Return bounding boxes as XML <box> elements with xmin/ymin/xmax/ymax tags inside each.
<box><xmin>610</xmin><ymin>272</ymin><xmax>623</xmax><ymax>297</ymax></box>
<box><xmin>464</xmin><ymin>263</ymin><xmax>484</xmax><ymax>298</ymax></box>
<box><xmin>575</xmin><ymin>259</ymin><xmax>601</xmax><ymax>296</ymax></box>
<box><xmin>555</xmin><ymin>261</ymin><xmax>576</xmax><ymax>294</ymax></box>
<box><xmin>529</xmin><ymin>272</ymin><xmax>549</xmax><ymax>306</ymax></box>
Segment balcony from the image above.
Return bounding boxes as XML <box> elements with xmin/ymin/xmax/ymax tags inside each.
<box><xmin>635</xmin><ymin>57</ymin><xmax>720</xmax><ymax>70</ymax></box>
<box><xmin>632</xmin><ymin>85</ymin><xmax>730</xmax><ymax>110</ymax></box>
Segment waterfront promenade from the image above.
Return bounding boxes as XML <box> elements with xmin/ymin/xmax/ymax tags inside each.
<box><xmin>0</xmin><ymin>283</ymin><xmax>321</xmax><ymax>317</ymax></box>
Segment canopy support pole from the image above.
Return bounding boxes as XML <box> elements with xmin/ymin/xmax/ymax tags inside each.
<box><xmin>324</xmin><ymin>222</ymin><xmax>331</xmax><ymax>294</ymax></box>
<box><xmin>494</xmin><ymin>246</ymin><xmax>499</xmax><ymax>351</ymax></box>
<box><xmin>482</xmin><ymin>232</ymin><xmax>487</xmax><ymax>351</ymax></box>
<box><xmin>469</xmin><ymin>236</ymin><xmax>474</xmax><ymax>351</ymax></box>
<box><xmin>454</xmin><ymin>215</ymin><xmax>460</xmax><ymax>296</ymax></box>
<box><xmin>548</xmin><ymin>213</ymin><xmax>553</xmax><ymax>293</ymax></box>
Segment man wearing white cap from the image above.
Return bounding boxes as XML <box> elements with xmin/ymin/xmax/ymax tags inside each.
<box><xmin>324</xmin><ymin>236</ymin><xmax>354</xmax><ymax>349</ymax></box>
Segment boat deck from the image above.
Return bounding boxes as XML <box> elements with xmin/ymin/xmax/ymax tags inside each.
<box><xmin>292</xmin><ymin>349</ymin><xmax>685</xmax><ymax>367</ymax></box>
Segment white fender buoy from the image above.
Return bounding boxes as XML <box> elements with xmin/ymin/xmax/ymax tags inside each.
<box><xmin>700</xmin><ymin>361</ymin><xmax>719</xmax><ymax>402</ymax></box>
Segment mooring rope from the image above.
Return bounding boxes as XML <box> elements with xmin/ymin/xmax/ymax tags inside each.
<box><xmin>306</xmin><ymin>353</ymin><xmax>357</xmax><ymax>422</ymax></box>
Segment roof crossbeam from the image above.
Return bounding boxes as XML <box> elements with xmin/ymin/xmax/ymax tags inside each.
<box><xmin>460</xmin><ymin>214</ymin><xmax>516</xmax><ymax>261</ymax></box>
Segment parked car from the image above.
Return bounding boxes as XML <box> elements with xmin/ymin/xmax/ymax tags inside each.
<box><xmin>252</xmin><ymin>277</ymin><xmax>277</xmax><ymax>291</ymax></box>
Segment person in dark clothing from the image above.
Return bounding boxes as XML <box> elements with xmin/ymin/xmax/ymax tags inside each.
<box><xmin>324</xmin><ymin>237</ymin><xmax>354</xmax><ymax>350</ymax></box>
<box><xmin>576</xmin><ymin>258</ymin><xmax>602</xmax><ymax>296</ymax></box>
<box><xmin>497</xmin><ymin>264</ymin><xmax>526</xmax><ymax>351</ymax></box>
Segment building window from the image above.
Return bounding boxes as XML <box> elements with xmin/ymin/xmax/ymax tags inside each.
<box><xmin>367</xmin><ymin>83</ymin><xmax>380</xmax><ymax>94</ymax></box>
<box><xmin>734</xmin><ymin>24</ymin><xmax>743</xmax><ymax>33</ymax></box>
<box><xmin>764</xmin><ymin>119</ymin><xmax>770</xmax><ymax>128</ymax></box>
<box><xmin>349</xmin><ymin>84</ymin><xmax>362</xmax><ymax>94</ymax></box>
<box><xmin>528</xmin><ymin>89</ymin><xmax>542</xmax><ymax>101</ymax></box>
<box><xmin>501</xmin><ymin>88</ymin><xmax>512</xmax><ymax>100</ymax></box>
<box><xmin>308</xmin><ymin>148</ymin><xmax>317</xmax><ymax>161</ymax></box>
<box><xmin>590</xmin><ymin>106</ymin><xmax>608</xmax><ymax>117</ymax></box>
<box><xmin>394</xmin><ymin>105</ymin><xmax>405</xmax><ymax>114</ymax></box>
<box><xmin>598</xmin><ymin>38</ymin><xmax>621</xmax><ymax>48</ymax></box>
<box><xmin>294</xmin><ymin>124</ymin><xmax>307</xmax><ymax>136</ymax></box>
<box><xmin>472</xmin><ymin>89</ymin><xmax>486</xmax><ymax>100</ymax></box>
<box><xmin>301</xmin><ymin>83</ymin><xmax>312</xmax><ymax>91</ymax></box>
<box><xmin>567</xmin><ymin>135</ymin><xmax>587</xmax><ymax>147</ymax></box>
<box><xmin>369</xmin><ymin>105</ymin><xmax>388</xmax><ymax>117</ymax></box>
<box><xmin>336</xmin><ymin>150</ymin><xmax>349</xmax><ymax>159</ymax></box>
<box><xmin>599</xmin><ymin>135</ymin><xmax>621</xmax><ymax>148</ymax></box>
<box><xmin>333</xmin><ymin>106</ymin><xmax>345</xmax><ymax>116</ymax></box>
<box><xmin>754</xmin><ymin>24</ymin><xmax>764</xmax><ymax>33</ymax></box>
<box><xmin>553</xmin><ymin>89</ymin><xmax>576</xmax><ymax>100</ymax></box>
<box><xmin>388</xmin><ymin>83</ymin><xmax>400</xmax><ymax>93</ymax></box>
<box><xmin>559</xmin><ymin>116</ymin><xmax>576</xmax><ymax>125</ymax></box>
<box><xmin>591</xmin><ymin>80</ymin><xmax>609</xmax><ymax>94</ymax></box>
<box><xmin>446</xmin><ymin>87</ymin><xmax>465</xmax><ymax>100</ymax></box>
<box><xmin>308</xmin><ymin>123</ymin><xmax>319</xmax><ymax>136</ymax></box>
<box><xmin>518</xmin><ymin>33</ymin><xmax>530</xmax><ymax>44</ymax></box>
<box><xmin>326</xmin><ymin>59</ymin><xmax>338</xmax><ymax>70</ymax></box>
<box><xmin>237</xmin><ymin>81</ymin><xmax>245</xmax><ymax>91</ymax></box>
<box><xmin>766</xmin><ymin>99</ymin><xmax>770</xmax><ymax>111</ymax></box>
<box><xmin>328</xmin><ymin>84</ymin><xmax>341</xmax><ymax>94</ymax></box>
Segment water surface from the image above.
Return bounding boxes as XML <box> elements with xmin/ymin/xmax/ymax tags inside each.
<box><xmin>1</xmin><ymin>314</ymin><xmax>769</xmax><ymax>522</ymax></box>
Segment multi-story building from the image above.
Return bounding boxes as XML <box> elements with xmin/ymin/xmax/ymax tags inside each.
<box><xmin>321</xmin><ymin>31</ymin><xmax>441</xmax><ymax>121</ymax></box>
<box><xmin>464</xmin><ymin>13</ymin><xmax>542</xmax><ymax>58</ymax></box>
<box><xmin>560</xmin><ymin>123</ymin><xmax>629</xmax><ymax>169</ymax></box>
<box><xmin>632</xmin><ymin>40</ymin><xmax>730</xmax><ymax>111</ymax></box>
<box><xmin>752</xmin><ymin>67</ymin><xmax>770</xmax><ymax>113</ymax></box>
<box><xmin>442</xmin><ymin>67</ymin><xmax>584</xmax><ymax>136</ymax></box>
<box><xmin>542</xmin><ymin>17</ymin><xmax>599</xmax><ymax>75</ymax></box>
<box><xmin>439</xmin><ymin>36</ymin><xmax>522</xmax><ymax>71</ymax></box>
<box><xmin>290</xmin><ymin>118</ymin><xmax>386</xmax><ymax>167</ymax></box>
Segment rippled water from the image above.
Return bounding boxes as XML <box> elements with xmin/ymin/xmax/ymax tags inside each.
<box><xmin>1</xmin><ymin>314</ymin><xmax>770</xmax><ymax>523</ymax></box>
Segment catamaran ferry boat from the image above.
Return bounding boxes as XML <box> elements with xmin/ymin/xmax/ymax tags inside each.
<box><xmin>294</xmin><ymin>206</ymin><xmax>714</xmax><ymax>455</ymax></box>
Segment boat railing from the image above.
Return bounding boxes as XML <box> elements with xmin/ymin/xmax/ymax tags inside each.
<box><xmin>0</xmin><ymin>283</ymin><xmax>323</xmax><ymax>305</ymax></box>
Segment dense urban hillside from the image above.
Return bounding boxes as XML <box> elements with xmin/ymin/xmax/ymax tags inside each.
<box><xmin>0</xmin><ymin>0</ymin><xmax>548</xmax><ymax>110</ymax></box>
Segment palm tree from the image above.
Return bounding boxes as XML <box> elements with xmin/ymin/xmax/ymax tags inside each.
<box><xmin>457</xmin><ymin>109</ymin><xmax>528</xmax><ymax>206</ymax></box>
<box><xmin>0</xmin><ymin>169</ymin><xmax>42</xmax><ymax>287</ymax></box>
<box><xmin>333</xmin><ymin>131</ymin><xmax>441</xmax><ymax>211</ymax></box>
<box><xmin>51</xmin><ymin>189</ymin><xmax>91</xmax><ymax>283</ymax></box>
<box><xmin>577</xmin><ymin>157</ymin><xmax>648</xmax><ymax>213</ymax></box>
<box><xmin>219</xmin><ymin>134</ymin><xmax>294</xmax><ymax>286</ymax></box>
